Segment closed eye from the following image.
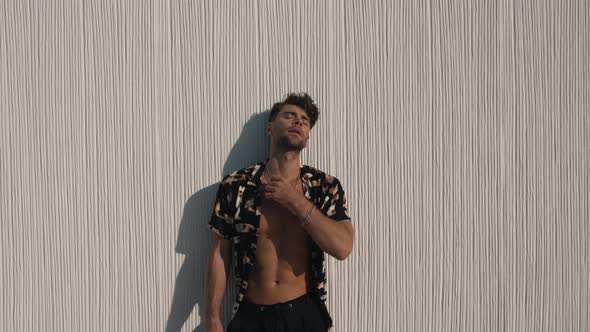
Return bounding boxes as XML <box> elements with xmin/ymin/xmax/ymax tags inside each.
<box><xmin>283</xmin><ymin>112</ymin><xmax>310</xmax><ymax>126</ymax></box>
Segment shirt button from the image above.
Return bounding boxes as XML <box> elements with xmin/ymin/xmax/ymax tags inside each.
<box><xmin>288</xmin><ymin>304</ymin><xmax>293</xmax><ymax>309</ymax></box>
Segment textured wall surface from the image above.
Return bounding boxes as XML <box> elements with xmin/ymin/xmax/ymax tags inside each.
<box><xmin>1</xmin><ymin>1</ymin><xmax>588</xmax><ymax>331</ymax></box>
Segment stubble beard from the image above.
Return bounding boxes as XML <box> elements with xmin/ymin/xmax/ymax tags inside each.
<box><xmin>276</xmin><ymin>134</ymin><xmax>306</xmax><ymax>151</ymax></box>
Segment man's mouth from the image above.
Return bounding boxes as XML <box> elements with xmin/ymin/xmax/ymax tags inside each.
<box><xmin>288</xmin><ymin>129</ymin><xmax>302</xmax><ymax>136</ymax></box>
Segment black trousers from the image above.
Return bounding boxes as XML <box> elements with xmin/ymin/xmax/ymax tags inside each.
<box><xmin>227</xmin><ymin>292</ymin><xmax>330</xmax><ymax>332</ymax></box>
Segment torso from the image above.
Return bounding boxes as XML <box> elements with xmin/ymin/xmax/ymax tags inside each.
<box><xmin>243</xmin><ymin>177</ymin><xmax>312</xmax><ymax>305</ymax></box>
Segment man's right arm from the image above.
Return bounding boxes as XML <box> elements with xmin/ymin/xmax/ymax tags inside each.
<box><xmin>205</xmin><ymin>231</ymin><xmax>232</xmax><ymax>332</ymax></box>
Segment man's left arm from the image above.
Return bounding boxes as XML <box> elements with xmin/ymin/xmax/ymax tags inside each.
<box><xmin>291</xmin><ymin>198</ymin><xmax>354</xmax><ymax>261</ymax></box>
<box><xmin>264</xmin><ymin>173</ymin><xmax>354</xmax><ymax>260</ymax></box>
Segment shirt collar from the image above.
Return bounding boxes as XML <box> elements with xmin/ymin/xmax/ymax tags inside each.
<box><xmin>251</xmin><ymin>158</ymin><xmax>315</xmax><ymax>188</ymax></box>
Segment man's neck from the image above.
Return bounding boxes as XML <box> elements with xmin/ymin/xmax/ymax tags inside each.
<box><xmin>266</xmin><ymin>152</ymin><xmax>301</xmax><ymax>180</ymax></box>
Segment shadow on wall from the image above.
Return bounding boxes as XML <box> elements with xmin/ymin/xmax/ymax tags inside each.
<box><xmin>165</xmin><ymin>111</ymin><xmax>271</xmax><ymax>332</ymax></box>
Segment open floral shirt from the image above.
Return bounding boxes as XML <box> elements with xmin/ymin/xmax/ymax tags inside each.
<box><xmin>208</xmin><ymin>158</ymin><xmax>351</xmax><ymax>327</ymax></box>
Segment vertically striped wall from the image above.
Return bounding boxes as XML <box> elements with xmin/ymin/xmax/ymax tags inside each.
<box><xmin>1</xmin><ymin>1</ymin><xmax>588</xmax><ymax>331</ymax></box>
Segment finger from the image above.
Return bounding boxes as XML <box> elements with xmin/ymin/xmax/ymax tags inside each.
<box><xmin>268</xmin><ymin>157</ymin><xmax>280</xmax><ymax>173</ymax></box>
<box><xmin>269</xmin><ymin>159</ymin><xmax>286</xmax><ymax>180</ymax></box>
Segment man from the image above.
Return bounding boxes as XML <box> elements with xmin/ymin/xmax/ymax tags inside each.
<box><xmin>205</xmin><ymin>93</ymin><xmax>354</xmax><ymax>332</ymax></box>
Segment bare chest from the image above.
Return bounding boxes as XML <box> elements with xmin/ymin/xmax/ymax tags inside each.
<box><xmin>257</xmin><ymin>199</ymin><xmax>309</xmax><ymax>250</ymax></box>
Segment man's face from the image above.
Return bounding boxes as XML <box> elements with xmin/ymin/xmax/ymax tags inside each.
<box><xmin>267</xmin><ymin>104</ymin><xmax>311</xmax><ymax>151</ymax></box>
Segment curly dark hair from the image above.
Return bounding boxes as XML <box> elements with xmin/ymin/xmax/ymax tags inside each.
<box><xmin>268</xmin><ymin>92</ymin><xmax>319</xmax><ymax>129</ymax></box>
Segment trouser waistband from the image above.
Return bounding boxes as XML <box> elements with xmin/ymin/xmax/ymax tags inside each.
<box><xmin>239</xmin><ymin>292</ymin><xmax>314</xmax><ymax>313</ymax></box>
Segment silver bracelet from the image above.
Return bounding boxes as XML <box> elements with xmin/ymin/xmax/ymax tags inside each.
<box><xmin>301</xmin><ymin>205</ymin><xmax>316</xmax><ymax>227</ymax></box>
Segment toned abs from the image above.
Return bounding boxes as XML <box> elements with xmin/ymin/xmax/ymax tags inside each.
<box><xmin>243</xmin><ymin>195</ymin><xmax>313</xmax><ymax>305</ymax></box>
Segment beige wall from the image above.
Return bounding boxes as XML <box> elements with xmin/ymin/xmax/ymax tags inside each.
<box><xmin>1</xmin><ymin>1</ymin><xmax>588</xmax><ymax>331</ymax></box>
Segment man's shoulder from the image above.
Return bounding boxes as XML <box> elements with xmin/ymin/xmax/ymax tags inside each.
<box><xmin>219</xmin><ymin>162</ymin><xmax>263</xmax><ymax>185</ymax></box>
<box><xmin>301</xmin><ymin>165</ymin><xmax>343</xmax><ymax>187</ymax></box>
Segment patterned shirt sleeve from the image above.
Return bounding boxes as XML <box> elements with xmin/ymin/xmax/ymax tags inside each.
<box><xmin>208</xmin><ymin>176</ymin><xmax>236</xmax><ymax>239</ymax></box>
<box><xmin>324</xmin><ymin>176</ymin><xmax>351</xmax><ymax>222</ymax></box>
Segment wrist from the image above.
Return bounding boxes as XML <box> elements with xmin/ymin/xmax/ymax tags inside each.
<box><xmin>300</xmin><ymin>204</ymin><xmax>317</xmax><ymax>228</ymax></box>
<box><xmin>291</xmin><ymin>197</ymin><xmax>313</xmax><ymax>217</ymax></box>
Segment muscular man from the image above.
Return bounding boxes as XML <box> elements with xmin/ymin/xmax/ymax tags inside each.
<box><xmin>205</xmin><ymin>93</ymin><xmax>354</xmax><ymax>332</ymax></box>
